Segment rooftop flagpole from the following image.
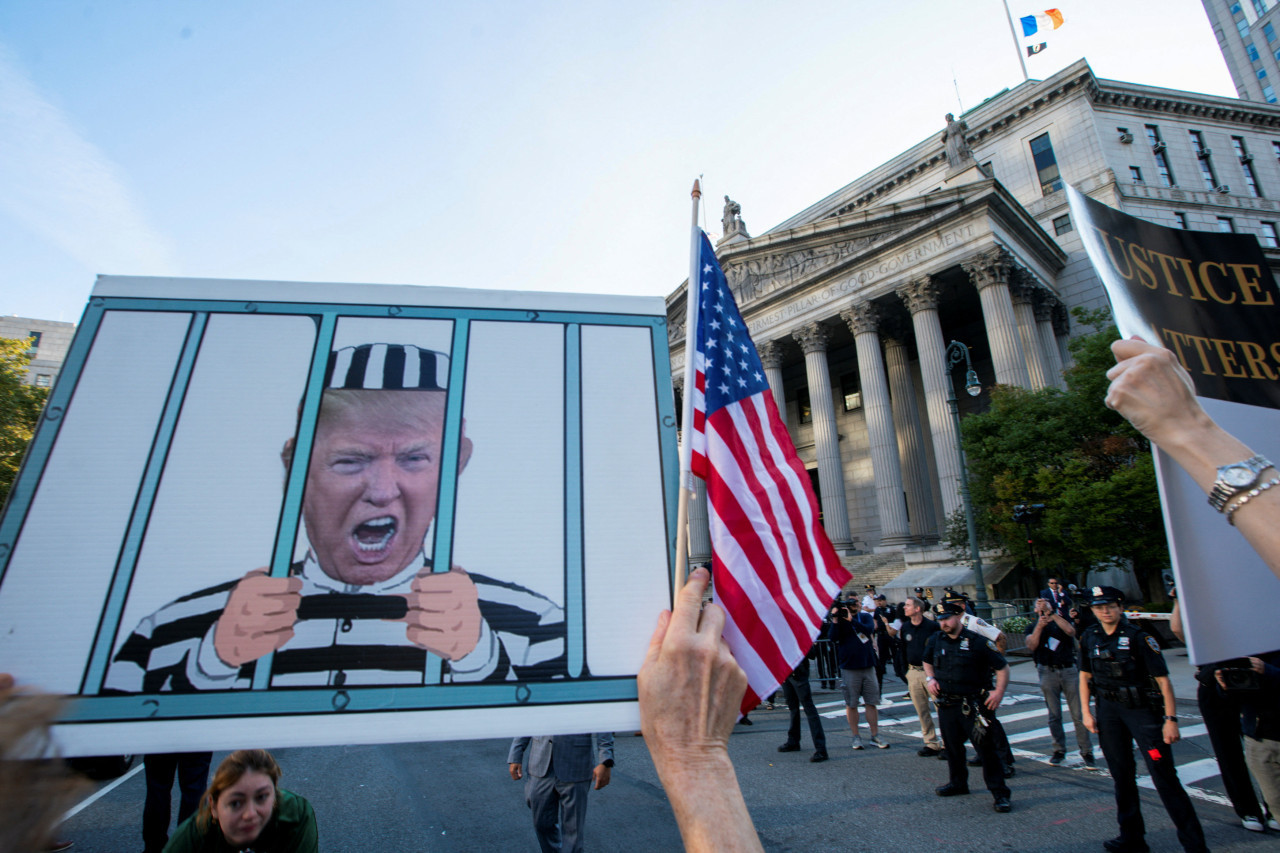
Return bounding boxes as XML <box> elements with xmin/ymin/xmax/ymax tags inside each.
<box><xmin>1002</xmin><ymin>0</ymin><xmax>1030</xmax><ymax>82</ymax></box>
<box><xmin>673</xmin><ymin>179</ymin><xmax>702</xmax><ymax>600</ymax></box>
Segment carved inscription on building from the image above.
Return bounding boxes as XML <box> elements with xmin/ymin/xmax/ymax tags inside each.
<box><xmin>744</xmin><ymin>224</ymin><xmax>976</xmax><ymax>336</ymax></box>
<box><xmin>724</xmin><ymin>238</ymin><xmax>875</xmax><ymax>305</ymax></box>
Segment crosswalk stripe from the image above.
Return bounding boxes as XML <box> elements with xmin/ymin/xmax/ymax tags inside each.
<box><xmin>1139</xmin><ymin>757</ymin><xmax>1221</xmax><ymax>787</ymax></box>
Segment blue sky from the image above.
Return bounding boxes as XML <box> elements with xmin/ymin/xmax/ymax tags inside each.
<box><xmin>0</xmin><ymin>1</ymin><xmax>1235</xmax><ymax>322</ymax></box>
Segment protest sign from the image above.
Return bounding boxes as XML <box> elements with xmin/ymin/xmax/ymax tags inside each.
<box><xmin>1067</xmin><ymin>185</ymin><xmax>1280</xmax><ymax>663</ymax></box>
<box><xmin>0</xmin><ymin>277</ymin><xmax>677</xmax><ymax>754</ymax></box>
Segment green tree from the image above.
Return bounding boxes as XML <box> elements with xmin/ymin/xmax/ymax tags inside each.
<box><xmin>950</xmin><ymin>308</ymin><xmax>1170</xmax><ymax>600</ymax></box>
<box><xmin>0</xmin><ymin>336</ymin><xmax>50</xmax><ymax>508</ymax></box>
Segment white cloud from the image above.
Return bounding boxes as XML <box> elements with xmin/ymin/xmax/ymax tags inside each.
<box><xmin>0</xmin><ymin>44</ymin><xmax>178</xmax><ymax>277</ymax></box>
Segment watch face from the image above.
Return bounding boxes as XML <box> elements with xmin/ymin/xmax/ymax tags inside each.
<box><xmin>1223</xmin><ymin>466</ymin><xmax>1257</xmax><ymax>487</ymax></box>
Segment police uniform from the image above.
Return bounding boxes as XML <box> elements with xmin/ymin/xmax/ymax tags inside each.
<box><xmin>1080</xmin><ymin>586</ymin><xmax>1207</xmax><ymax>853</ymax></box>
<box><xmin>923</xmin><ymin>602</ymin><xmax>1011</xmax><ymax>811</ymax></box>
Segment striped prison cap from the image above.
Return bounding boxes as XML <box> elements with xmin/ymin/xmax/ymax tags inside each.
<box><xmin>325</xmin><ymin>344</ymin><xmax>449</xmax><ymax>391</ymax></box>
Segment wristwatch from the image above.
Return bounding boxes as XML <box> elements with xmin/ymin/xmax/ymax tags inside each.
<box><xmin>1163</xmin><ymin>715</ymin><xmax>1178</xmax><ymax>722</ymax></box>
<box><xmin>1208</xmin><ymin>455</ymin><xmax>1274</xmax><ymax>511</ymax></box>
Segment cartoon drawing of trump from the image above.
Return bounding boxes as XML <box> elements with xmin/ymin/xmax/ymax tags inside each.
<box><xmin>106</xmin><ymin>344</ymin><xmax>565</xmax><ymax>692</ymax></box>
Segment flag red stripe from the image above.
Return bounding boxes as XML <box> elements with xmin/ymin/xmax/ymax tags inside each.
<box><xmin>707</xmin><ymin>403</ymin><xmax>823</xmax><ymax>629</ymax></box>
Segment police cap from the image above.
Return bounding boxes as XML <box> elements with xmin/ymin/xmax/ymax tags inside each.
<box><xmin>1086</xmin><ymin>585</ymin><xmax>1124</xmax><ymax>606</ymax></box>
<box><xmin>933</xmin><ymin>601</ymin><xmax>965</xmax><ymax>618</ymax></box>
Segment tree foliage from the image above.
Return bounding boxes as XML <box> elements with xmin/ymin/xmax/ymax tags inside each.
<box><xmin>949</xmin><ymin>308</ymin><xmax>1170</xmax><ymax>596</ymax></box>
<box><xmin>0</xmin><ymin>337</ymin><xmax>50</xmax><ymax>508</ymax></box>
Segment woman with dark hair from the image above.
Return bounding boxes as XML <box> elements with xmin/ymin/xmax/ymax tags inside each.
<box><xmin>163</xmin><ymin>749</ymin><xmax>317</xmax><ymax>853</ymax></box>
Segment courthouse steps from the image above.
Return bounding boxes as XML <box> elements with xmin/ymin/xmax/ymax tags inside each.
<box><xmin>839</xmin><ymin>550</ymin><xmax>907</xmax><ymax>596</ymax></box>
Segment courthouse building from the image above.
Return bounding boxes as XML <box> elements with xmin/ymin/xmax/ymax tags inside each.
<box><xmin>667</xmin><ymin>58</ymin><xmax>1280</xmax><ymax>594</ymax></box>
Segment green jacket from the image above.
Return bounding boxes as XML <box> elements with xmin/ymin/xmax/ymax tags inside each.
<box><xmin>162</xmin><ymin>788</ymin><xmax>317</xmax><ymax>853</ymax></box>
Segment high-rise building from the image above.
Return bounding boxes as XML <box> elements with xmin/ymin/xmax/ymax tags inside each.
<box><xmin>1202</xmin><ymin>0</ymin><xmax>1280</xmax><ymax>103</ymax></box>
<box><xmin>666</xmin><ymin>58</ymin><xmax>1280</xmax><ymax>592</ymax></box>
<box><xmin>0</xmin><ymin>316</ymin><xmax>76</xmax><ymax>389</ymax></box>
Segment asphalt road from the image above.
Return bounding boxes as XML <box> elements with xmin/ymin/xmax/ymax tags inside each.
<box><xmin>57</xmin><ymin>671</ymin><xmax>1276</xmax><ymax>852</ymax></box>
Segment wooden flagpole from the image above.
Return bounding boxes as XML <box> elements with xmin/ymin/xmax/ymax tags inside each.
<box><xmin>673</xmin><ymin>179</ymin><xmax>702</xmax><ymax>602</ymax></box>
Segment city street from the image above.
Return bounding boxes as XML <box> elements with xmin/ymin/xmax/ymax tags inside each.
<box><xmin>58</xmin><ymin>661</ymin><xmax>1276</xmax><ymax>852</ymax></box>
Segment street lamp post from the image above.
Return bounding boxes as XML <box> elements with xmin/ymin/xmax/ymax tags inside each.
<box><xmin>945</xmin><ymin>340</ymin><xmax>991</xmax><ymax>620</ymax></box>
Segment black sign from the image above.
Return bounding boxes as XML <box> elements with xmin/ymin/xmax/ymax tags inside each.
<box><xmin>1071</xmin><ymin>188</ymin><xmax>1280</xmax><ymax>410</ymax></box>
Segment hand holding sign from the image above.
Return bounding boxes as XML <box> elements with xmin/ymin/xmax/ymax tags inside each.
<box><xmin>402</xmin><ymin>567</ymin><xmax>482</xmax><ymax>659</ymax></box>
<box><xmin>1105</xmin><ymin>338</ymin><xmax>1208</xmax><ymax>450</ymax></box>
<box><xmin>213</xmin><ymin>570</ymin><xmax>303</xmax><ymax>667</ymax></box>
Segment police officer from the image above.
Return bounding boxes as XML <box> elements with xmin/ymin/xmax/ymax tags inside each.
<box><xmin>1079</xmin><ymin>586</ymin><xmax>1208</xmax><ymax>853</ymax></box>
<box><xmin>922</xmin><ymin>600</ymin><xmax>1012</xmax><ymax>813</ymax></box>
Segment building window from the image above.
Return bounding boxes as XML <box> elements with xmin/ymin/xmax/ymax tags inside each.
<box><xmin>1266</xmin><ymin>22</ymin><xmax>1277</xmax><ymax>43</ymax></box>
<box><xmin>1146</xmin><ymin>125</ymin><xmax>1176</xmax><ymax>186</ymax></box>
<box><xmin>1233</xmin><ymin>136</ymin><xmax>1264</xmax><ymax>197</ymax></box>
<box><xmin>841</xmin><ymin>373</ymin><xmax>862</xmax><ymax>411</ymax></box>
<box><xmin>1266</xmin><ymin>85</ymin><xmax>1279</xmax><ymax>103</ymax></box>
<box><xmin>1275</xmin><ymin>48</ymin><xmax>1280</xmax><ymax>62</ymax></box>
<box><xmin>1191</xmin><ymin>131</ymin><xmax>1219</xmax><ymax>190</ymax></box>
<box><xmin>1175</xmin><ymin>212</ymin><xmax>1189</xmax><ymax>229</ymax></box>
<box><xmin>1260</xmin><ymin>68</ymin><xmax>1270</xmax><ymax>80</ymax></box>
<box><xmin>1239</xmin><ymin>18</ymin><xmax>1253</xmax><ymax>39</ymax></box>
<box><xmin>1130</xmin><ymin>166</ymin><xmax>1144</xmax><ymax>182</ymax></box>
<box><xmin>1255</xmin><ymin>0</ymin><xmax>1269</xmax><ymax>16</ymax></box>
<box><xmin>1273</xmin><ymin>140</ymin><xmax>1280</xmax><ymax>162</ymax></box>
<box><xmin>1052</xmin><ymin>214</ymin><xmax>1073</xmax><ymax>235</ymax></box>
<box><xmin>797</xmin><ymin>388</ymin><xmax>811</xmax><ymax>424</ymax></box>
<box><xmin>1261</xmin><ymin>222</ymin><xmax>1280</xmax><ymax>247</ymax></box>
<box><xmin>27</xmin><ymin>331</ymin><xmax>42</xmax><ymax>349</ymax></box>
<box><xmin>34</xmin><ymin>374</ymin><xmax>51</xmax><ymax>387</ymax></box>
<box><xmin>1232</xmin><ymin>2</ymin><xmax>1243</xmax><ymax>14</ymax></box>
<box><xmin>1249</xmin><ymin>42</ymin><xmax>1261</xmax><ymax>61</ymax></box>
<box><xmin>1029</xmin><ymin>132</ymin><xmax>1064</xmax><ymax>195</ymax></box>
<box><xmin>1218</xmin><ymin>216</ymin><xmax>1236</xmax><ymax>233</ymax></box>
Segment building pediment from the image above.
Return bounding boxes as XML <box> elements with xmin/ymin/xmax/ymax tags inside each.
<box><xmin>726</xmin><ymin>177</ymin><xmax>1064</xmax><ymax>313</ymax></box>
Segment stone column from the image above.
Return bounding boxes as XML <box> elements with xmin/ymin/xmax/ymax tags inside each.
<box><xmin>1053</xmin><ymin>302</ymin><xmax>1072</xmax><ymax>371</ymax></box>
<box><xmin>963</xmin><ymin>250</ymin><xmax>1032</xmax><ymax>389</ymax></box>
<box><xmin>792</xmin><ymin>322</ymin><xmax>852</xmax><ymax>549</ymax></box>
<box><xmin>896</xmin><ymin>275</ymin><xmax>962</xmax><ymax>530</ymax></box>
<box><xmin>841</xmin><ymin>303</ymin><xmax>912</xmax><ymax>547</ymax></box>
<box><xmin>883</xmin><ymin>329</ymin><xmax>938</xmax><ymax>541</ymax></box>
<box><xmin>1034</xmin><ymin>293</ymin><xmax>1066</xmax><ymax>389</ymax></box>
<box><xmin>1010</xmin><ymin>276</ymin><xmax>1051</xmax><ymax>390</ymax></box>
<box><xmin>756</xmin><ymin>339</ymin><xmax>787</xmax><ymax>415</ymax></box>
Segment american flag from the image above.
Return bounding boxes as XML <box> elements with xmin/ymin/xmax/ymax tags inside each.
<box><xmin>687</xmin><ymin>231</ymin><xmax>851</xmax><ymax>715</ymax></box>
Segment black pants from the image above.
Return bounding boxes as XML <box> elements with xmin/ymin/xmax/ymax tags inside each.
<box><xmin>1095</xmin><ymin>699</ymin><xmax>1207</xmax><ymax>853</ymax></box>
<box><xmin>938</xmin><ymin>698</ymin><xmax>1009</xmax><ymax>798</ymax></box>
<box><xmin>782</xmin><ymin>659</ymin><xmax>826</xmax><ymax>752</ymax></box>
<box><xmin>143</xmin><ymin>752</ymin><xmax>212</xmax><ymax>853</ymax></box>
<box><xmin>1198</xmin><ymin>679</ymin><xmax>1263</xmax><ymax>819</ymax></box>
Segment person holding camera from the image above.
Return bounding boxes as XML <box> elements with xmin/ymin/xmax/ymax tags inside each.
<box><xmin>1219</xmin><ymin>651</ymin><xmax>1280</xmax><ymax>831</ymax></box>
<box><xmin>1080</xmin><ymin>586</ymin><xmax>1206</xmax><ymax>853</ymax></box>
<box><xmin>830</xmin><ymin>599</ymin><xmax>888</xmax><ymax>750</ymax></box>
<box><xmin>1026</xmin><ymin>598</ymin><xmax>1094</xmax><ymax>768</ymax></box>
<box><xmin>1170</xmin><ymin>600</ymin><xmax>1269</xmax><ymax>833</ymax></box>
<box><xmin>921</xmin><ymin>601</ymin><xmax>1012</xmax><ymax>813</ymax></box>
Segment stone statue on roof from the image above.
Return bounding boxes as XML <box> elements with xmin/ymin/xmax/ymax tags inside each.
<box><xmin>943</xmin><ymin>113</ymin><xmax>975</xmax><ymax>170</ymax></box>
<box><xmin>721</xmin><ymin>195</ymin><xmax>749</xmax><ymax>240</ymax></box>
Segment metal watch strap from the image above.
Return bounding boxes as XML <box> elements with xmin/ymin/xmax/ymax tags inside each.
<box><xmin>1208</xmin><ymin>454</ymin><xmax>1273</xmax><ymax>512</ymax></box>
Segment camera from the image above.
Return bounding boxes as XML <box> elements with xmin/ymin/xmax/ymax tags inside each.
<box><xmin>1218</xmin><ymin>659</ymin><xmax>1261</xmax><ymax>692</ymax></box>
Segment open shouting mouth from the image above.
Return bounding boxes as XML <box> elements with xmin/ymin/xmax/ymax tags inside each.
<box><xmin>353</xmin><ymin>516</ymin><xmax>397</xmax><ymax>554</ymax></box>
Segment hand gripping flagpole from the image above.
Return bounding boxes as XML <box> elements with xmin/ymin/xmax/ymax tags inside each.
<box><xmin>673</xmin><ymin>179</ymin><xmax>702</xmax><ymax>600</ymax></box>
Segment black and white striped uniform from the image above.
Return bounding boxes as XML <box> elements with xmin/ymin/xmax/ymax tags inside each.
<box><xmin>104</xmin><ymin>555</ymin><xmax>566</xmax><ymax>693</ymax></box>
